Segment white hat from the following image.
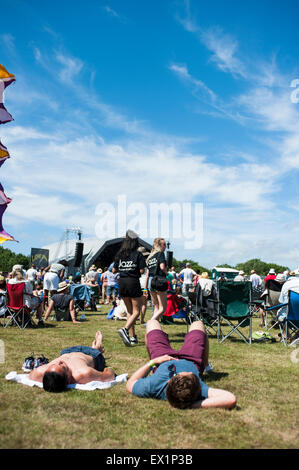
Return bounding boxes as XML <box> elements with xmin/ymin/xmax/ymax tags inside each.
<box><xmin>269</xmin><ymin>268</ymin><xmax>276</xmax><ymax>274</ymax></box>
<box><xmin>239</xmin><ymin>270</ymin><xmax>245</xmax><ymax>275</ymax></box>
<box><xmin>276</xmin><ymin>273</ymin><xmax>286</xmax><ymax>283</ymax></box>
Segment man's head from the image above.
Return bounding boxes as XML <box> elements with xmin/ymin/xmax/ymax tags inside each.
<box><xmin>166</xmin><ymin>372</ymin><xmax>200</xmax><ymax>409</ymax></box>
<box><xmin>57</xmin><ymin>281</ymin><xmax>69</xmax><ymax>294</ymax></box>
<box><xmin>42</xmin><ymin>361</ymin><xmax>71</xmax><ymax>393</ymax></box>
<box><xmin>186</xmin><ymin>263</ymin><xmax>191</xmax><ymax>268</ymax></box>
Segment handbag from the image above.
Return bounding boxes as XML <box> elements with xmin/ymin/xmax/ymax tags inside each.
<box><xmin>150</xmin><ymin>256</ymin><xmax>168</xmax><ymax>292</ymax></box>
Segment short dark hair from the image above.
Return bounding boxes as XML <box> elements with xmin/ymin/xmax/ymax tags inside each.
<box><xmin>166</xmin><ymin>373</ymin><xmax>200</xmax><ymax>409</ymax></box>
<box><xmin>43</xmin><ymin>371</ymin><xmax>68</xmax><ymax>393</ymax></box>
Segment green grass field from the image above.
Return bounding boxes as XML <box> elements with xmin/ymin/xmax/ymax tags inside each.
<box><xmin>0</xmin><ymin>305</ymin><xmax>298</xmax><ymax>449</ymax></box>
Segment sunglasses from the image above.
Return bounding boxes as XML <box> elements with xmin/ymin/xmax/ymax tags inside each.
<box><xmin>168</xmin><ymin>364</ymin><xmax>177</xmax><ymax>378</ymax></box>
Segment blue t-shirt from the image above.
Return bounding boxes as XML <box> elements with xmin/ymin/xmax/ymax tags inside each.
<box><xmin>132</xmin><ymin>359</ymin><xmax>209</xmax><ymax>401</ymax></box>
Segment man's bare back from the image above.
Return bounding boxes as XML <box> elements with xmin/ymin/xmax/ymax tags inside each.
<box><xmin>29</xmin><ymin>331</ymin><xmax>115</xmax><ymax>386</ymax></box>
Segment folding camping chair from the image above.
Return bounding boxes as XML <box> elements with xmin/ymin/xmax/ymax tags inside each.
<box><xmin>4</xmin><ymin>282</ymin><xmax>33</xmax><ymax>329</ymax></box>
<box><xmin>87</xmin><ymin>285</ymin><xmax>99</xmax><ymax>311</ymax></box>
<box><xmin>267</xmin><ymin>290</ymin><xmax>299</xmax><ymax>346</ymax></box>
<box><xmin>69</xmin><ymin>284</ymin><xmax>91</xmax><ymax>312</ymax></box>
<box><xmin>216</xmin><ymin>280</ymin><xmax>256</xmax><ymax>344</ymax></box>
<box><xmin>262</xmin><ymin>279</ymin><xmax>283</xmax><ymax>331</ymax></box>
<box><xmin>186</xmin><ymin>283</ymin><xmax>218</xmax><ymax>336</ymax></box>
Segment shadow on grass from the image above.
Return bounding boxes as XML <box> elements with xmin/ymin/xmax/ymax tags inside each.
<box><xmin>203</xmin><ymin>371</ymin><xmax>229</xmax><ymax>382</ymax></box>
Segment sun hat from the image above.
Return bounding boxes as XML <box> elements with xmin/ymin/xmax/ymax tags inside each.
<box><xmin>269</xmin><ymin>268</ymin><xmax>276</xmax><ymax>274</ymax></box>
<box><xmin>276</xmin><ymin>273</ymin><xmax>286</xmax><ymax>283</ymax></box>
<box><xmin>239</xmin><ymin>270</ymin><xmax>245</xmax><ymax>275</ymax></box>
<box><xmin>97</xmin><ymin>268</ymin><xmax>103</xmax><ymax>273</ymax></box>
<box><xmin>57</xmin><ymin>281</ymin><xmax>69</xmax><ymax>292</ymax></box>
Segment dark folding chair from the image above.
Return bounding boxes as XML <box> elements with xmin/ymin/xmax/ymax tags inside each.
<box><xmin>262</xmin><ymin>279</ymin><xmax>283</xmax><ymax>331</ymax></box>
<box><xmin>216</xmin><ymin>280</ymin><xmax>256</xmax><ymax>344</ymax></box>
<box><xmin>187</xmin><ymin>283</ymin><xmax>218</xmax><ymax>336</ymax></box>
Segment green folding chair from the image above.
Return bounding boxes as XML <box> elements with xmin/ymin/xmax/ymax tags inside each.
<box><xmin>217</xmin><ymin>281</ymin><xmax>255</xmax><ymax>344</ymax></box>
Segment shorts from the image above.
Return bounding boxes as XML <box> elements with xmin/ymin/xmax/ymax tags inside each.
<box><xmin>43</xmin><ymin>272</ymin><xmax>59</xmax><ymax>291</ymax></box>
<box><xmin>60</xmin><ymin>346</ymin><xmax>106</xmax><ymax>371</ymax></box>
<box><xmin>106</xmin><ymin>285</ymin><xmax>117</xmax><ymax>297</ymax></box>
<box><xmin>118</xmin><ymin>277</ymin><xmax>142</xmax><ymax>298</ymax></box>
<box><xmin>146</xmin><ymin>329</ymin><xmax>207</xmax><ymax>375</ymax></box>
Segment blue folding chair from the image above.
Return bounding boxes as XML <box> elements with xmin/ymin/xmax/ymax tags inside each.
<box><xmin>69</xmin><ymin>284</ymin><xmax>91</xmax><ymax>312</ymax></box>
<box><xmin>267</xmin><ymin>290</ymin><xmax>299</xmax><ymax>346</ymax></box>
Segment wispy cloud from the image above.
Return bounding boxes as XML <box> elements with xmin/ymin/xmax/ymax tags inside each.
<box><xmin>200</xmin><ymin>27</ymin><xmax>247</xmax><ymax>78</ymax></box>
<box><xmin>104</xmin><ymin>6</ymin><xmax>120</xmax><ymax>19</ymax></box>
<box><xmin>169</xmin><ymin>63</ymin><xmax>217</xmax><ymax>101</ymax></box>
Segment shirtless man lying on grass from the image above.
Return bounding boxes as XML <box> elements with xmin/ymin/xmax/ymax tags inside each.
<box><xmin>29</xmin><ymin>331</ymin><xmax>115</xmax><ymax>392</ymax></box>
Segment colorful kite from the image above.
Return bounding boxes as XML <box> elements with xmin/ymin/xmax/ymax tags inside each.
<box><xmin>0</xmin><ymin>64</ymin><xmax>15</xmax><ymax>125</ymax></box>
<box><xmin>0</xmin><ymin>204</ymin><xmax>16</xmax><ymax>243</ymax></box>
<box><xmin>0</xmin><ymin>64</ymin><xmax>16</xmax><ymax>243</ymax></box>
<box><xmin>0</xmin><ymin>140</ymin><xmax>10</xmax><ymax>168</ymax></box>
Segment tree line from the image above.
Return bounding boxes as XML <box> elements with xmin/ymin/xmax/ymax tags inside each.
<box><xmin>171</xmin><ymin>257</ymin><xmax>289</xmax><ymax>277</ymax></box>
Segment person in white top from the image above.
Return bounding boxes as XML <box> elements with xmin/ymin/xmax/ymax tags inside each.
<box><xmin>179</xmin><ymin>263</ymin><xmax>196</xmax><ymax>295</ymax></box>
<box><xmin>249</xmin><ymin>270</ymin><xmax>262</xmax><ymax>289</ymax></box>
<box><xmin>26</xmin><ymin>264</ymin><xmax>38</xmax><ymax>287</ymax></box>
<box><xmin>277</xmin><ymin>271</ymin><xmax>299</xmax><ymax>322</ymax></box>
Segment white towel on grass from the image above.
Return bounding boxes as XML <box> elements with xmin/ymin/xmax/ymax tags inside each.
<box><xmin>5</xmin><ymin>371</ymin><xmax>128</xmax><ymax>390</ymax></box>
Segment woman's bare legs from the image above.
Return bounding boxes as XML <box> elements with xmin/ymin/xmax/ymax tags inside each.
<box><xmin>150</xmin><ymin>291</ymin><xmax>167</xmax><ymax>321</ymax></box>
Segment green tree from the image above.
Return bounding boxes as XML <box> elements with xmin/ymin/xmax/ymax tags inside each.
<box><xmin>0</xmin><ymin>246</ymin><xmax>30</xmax><ymax>273</ymax></box>
<box><xmin>235</xmin><ymin>258</ymin><xmax>289</xmax><ymax>276</ymax></box>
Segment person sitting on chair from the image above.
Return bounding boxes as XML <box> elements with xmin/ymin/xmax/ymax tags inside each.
<box><xmin>29</xmin><ymin>331</ymin><xmax>115</xmax><ymax>392</ymax></box>
<box><xmin>7</xmin><ymin>269</ymin><xmax>44</xmax><ymax>325</ymax></box>
<box><xmin>43</xmin><ymin>281</ymin><xmax>80</xmax><ymax>324</ymax></box>
<box><xmin>126</xmin><ymin>318</ymin><xmax>237</xmax><ymax>410</ymax></box>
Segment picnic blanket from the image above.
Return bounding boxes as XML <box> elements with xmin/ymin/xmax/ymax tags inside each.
<box><xmin>5</xmin><ymin>371</ymin><xmax>128</xmax><ymax>391</ymax></box>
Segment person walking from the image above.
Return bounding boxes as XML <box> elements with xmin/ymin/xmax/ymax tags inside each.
<box><xmin>113</xmin><ymin>230</ymin><xmax>146</xmax><ymax>346</ymax></box>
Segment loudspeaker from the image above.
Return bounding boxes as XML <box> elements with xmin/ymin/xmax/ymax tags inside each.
<box><xmin>166</xmin><ymin>251</ymin><xmax>173</xmax><ymax>269</ymax></box>
<box><xmin>73</xmin><ymin>242</ymin><xmax>84</xmax><ymax>267</ymax></box>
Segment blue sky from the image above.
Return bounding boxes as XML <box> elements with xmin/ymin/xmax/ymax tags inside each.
<box><xmin>1</xmin><ymin>0</ymin><xmax>299</xmax><ymax>269</ymax></box>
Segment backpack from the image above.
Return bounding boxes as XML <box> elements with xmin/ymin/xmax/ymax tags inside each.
<box><xmin>252</xmin><ymin>330</ymin><xmax>276</xmax><ymax>343</ymax></box>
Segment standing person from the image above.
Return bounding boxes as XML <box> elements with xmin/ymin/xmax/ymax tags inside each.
<box><xmin>43</xmin><ymin>261</ymin><xmax>67</xmax><ymax>310</ymax></box>
<box><xmin>264</xmin><ymin>269</ymin><xmax>277</xmax><ymax>288</ymax></box>
<box><xmin>145</xmin><ymin>238</ymin><xmax>168</xmax><ymax>321</ymax></box>
<box><xmin>113</xmin><ymin>230</ymin><xmax>146</xmax><ymax>346</ymax></box>
<box><xmin>85</xmin><ymin>265</ymin><xmax>99</xmax><ymax>284</ymax></box>
<box><xmin>178</xmin><ymin>263</ymin><xmax>196</xmax><ymax>295</ymax></box>
<box><xmin>26</xmin><ymin>264</ymin><xmax>38</xmax><ymax>288</ymax></box>
<box><xmin>101</xmin><ymin>267</ymin><xmax>109</xmax><ymax>304</ymax></box>
<box><xmin>193</xmin><ymin>269</ymin><xmax>201</xmax><ymax>287</ymax></box>
<box><xmin>138</xmin><ymin>246</ymin><xmax>150</xmax><ymax>325</ymax></box>
<box><xmin>249</xmin><ymin>270</ymin><xmax>262</xmax><ymax>289</ymax></box>
<box><xmin>105</xmin><ymin>270</ymin><xmax>120</xmax><ymax>304</ymax></box>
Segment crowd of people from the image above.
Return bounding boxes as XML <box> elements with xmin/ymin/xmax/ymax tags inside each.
<box><xmin>2</xmin><ymin>231</ymin><xmax>298</xmax><ymax>409</ymax></box>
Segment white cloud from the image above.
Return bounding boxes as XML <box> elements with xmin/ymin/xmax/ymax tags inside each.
<box><xmin>200</xmin><ymin>27</ymin><xmax>247</xmax><ymax>78</ymax></box>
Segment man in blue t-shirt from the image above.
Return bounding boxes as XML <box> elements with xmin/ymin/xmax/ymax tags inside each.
<box><xmin>126</xmin><ymin>319</ymin><xmax>237</xmax><ymax>410</ymax></box>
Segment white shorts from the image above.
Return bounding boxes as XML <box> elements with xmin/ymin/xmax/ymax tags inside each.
<box><xmin>43</xmin><ymin>272</ymin><xmax>59</xmax><ymax>291</ymax></box>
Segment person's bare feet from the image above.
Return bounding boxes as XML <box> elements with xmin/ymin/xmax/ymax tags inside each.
<box><xmin>92</xmin><ymin>330</ymin><xmax>105</xmax><ymax>353</ymax></box>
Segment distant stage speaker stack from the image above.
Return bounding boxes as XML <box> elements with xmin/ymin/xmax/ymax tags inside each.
<box><xmin>167</xmin><ymin>251</ymin><xmax>173</xmax><ymax>269</ymax></box>
<box><xmin>74</xmin><ymin>242</ymin><xmax>84</xmax><ymax>267</ymax></box>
